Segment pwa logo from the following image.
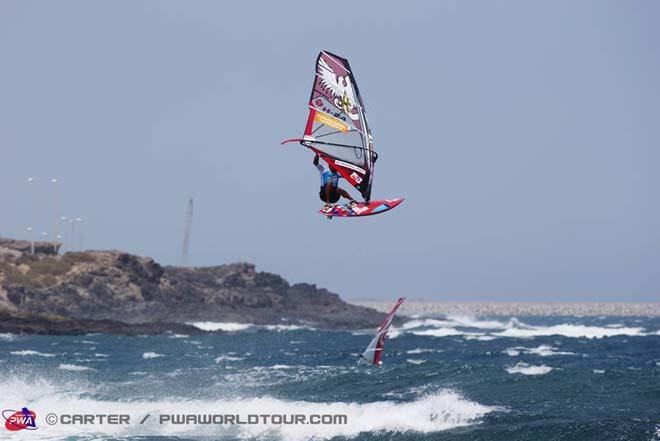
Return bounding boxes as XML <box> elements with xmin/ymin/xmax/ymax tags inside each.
<box><xmin>3</xmin><ymin>407</ymin><xmax>38</xmax><ymax>431</ymax></box>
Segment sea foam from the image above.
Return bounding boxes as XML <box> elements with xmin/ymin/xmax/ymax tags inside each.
<box><xmin>10</xmin><ymin>350</ymin><xmax>56</xmax><ymax>357</ymax></box>
<box><xmin>400</xmin><ymin>315</ymin><xmax>652</xmax><ymax>340</ymax></box>
<box><xmin>503</xmin><ymin>345</ymin><xmax>575</xmax><ymax>357</ymax></box>
<box><xmin>58</xmin><ymin>363</ymin><xmax>95</xmax><ymax>371</ymax></box>
<box><xmin>215</xmin><ymin>355</ymin><xmax>244</xmax><ymax>363</ymax></box>
<box><xmin>494</xmin><ymin>324</ymin><xmax>645</xmax><ymax>339</ymax></box>
<box><xmin>0</xmin><ymin>333</ymin><xmax>16</xmax><ymax>341</ymax></box>
<box><xmin>506</xmin><ymin>362</ymin><xmax>553</xmax><ymax>375</ymax></box>
<box><xmin>0</xmin><ymin>375</ymin><xmax>498</xmax><ymax>440</ymax></box>
<box><xmin>189</xmin><ymin>321</ymin><xmax>254</xmax><ymax>332</ymax></box>
<box><xmin>142</xmin><ymin>352</ymin><xmax>164</xmax><ymax>359</ymax></box>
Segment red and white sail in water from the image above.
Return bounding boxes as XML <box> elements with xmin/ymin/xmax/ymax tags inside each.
<box><xmin>359</xmin><ymin>297</ymin><xmax>405</xmax><ymax>365</ymax></box>
<box><xmin>282</xmin><ymin>51</ymin><xmax>377</xmax><ymax>202</ymax></box>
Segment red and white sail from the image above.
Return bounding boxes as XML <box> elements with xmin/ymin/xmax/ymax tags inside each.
<box><xmin>359</xmin><ymin>297</ymin><xmax>405</xmax><ymax>365</ymax></box>
<box><xmin>282</xmin><ymin>51</ymin><xmax>377</xmax><ymax>202</ymax></box>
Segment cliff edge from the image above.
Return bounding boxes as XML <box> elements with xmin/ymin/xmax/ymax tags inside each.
<box><xmin>0</xmin><ymin>238</ymin><xmax>387</xmax><ymax>333</ymax></box>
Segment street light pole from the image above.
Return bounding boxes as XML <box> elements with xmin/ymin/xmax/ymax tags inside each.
<box><xmin>69</xmin><ymin>219</ymin><xmax>75</xmax><ymax>251</ymax></box>
<box><xmin>51</xmin><ymin>178</ymin><xmax>59</xmax><ymax>253</ymax></box>
<box><xmin>27</xmin><ymin>177</ymin><xmax>35</xmax><ymax>250</ymax></box>
<box><xmin>75</xmin><ymin>218</ymin><xmax>84</xmax><ymax>251</ymax></box>
<box><xmin>41</xmin><ymin>232</ymin><xmax>48</xmax><ymax>253</ymax></box>
<box><xmin>26</xmin><ymin>227</ymin><xmax>34</xmax><ymax>254</ymax></box>
<box><xmin>61</xmin><ymin>216</ymin><xmax>68</xmax><ymax>252</ymax></box>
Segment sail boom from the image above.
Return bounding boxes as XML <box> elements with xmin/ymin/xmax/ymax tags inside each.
<box><xmin>301</xmin><ymin>140</ymin><xmax>379</xmax><ymax>159</ymax></box>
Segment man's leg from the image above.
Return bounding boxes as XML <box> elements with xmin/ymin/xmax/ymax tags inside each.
<box><xmin>324</xmin><ymin>182</ymin><xmax>334</xmax><ymax>204</ymax></box>
<box><xmin>337</xmin><ymin>188</ymin><xmax>356</xmax><ymax>203</ymax></box>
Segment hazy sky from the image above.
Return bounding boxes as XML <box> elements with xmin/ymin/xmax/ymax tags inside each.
<box><xmin>1</xmin><ymin>1</ymin><xmax>658</xmax><ymax>301</ymax></box>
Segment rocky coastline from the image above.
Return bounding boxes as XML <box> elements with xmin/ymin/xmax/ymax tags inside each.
<box><xmin>0</xmin><ymin>237</ymin><xmax>388</xmax><ymax>335</ymax></box>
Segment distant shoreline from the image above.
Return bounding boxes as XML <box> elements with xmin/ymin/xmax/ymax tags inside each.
<box><xmin>349</xmin><ymin>300</ymin><xmax>660</xmax><ymax>317</ymax></box>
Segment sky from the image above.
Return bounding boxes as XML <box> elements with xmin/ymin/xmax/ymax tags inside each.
<box><xmin>1</xmin><ymin>1</ymin><xmax>659</xmax><ymax>301</ymax></box>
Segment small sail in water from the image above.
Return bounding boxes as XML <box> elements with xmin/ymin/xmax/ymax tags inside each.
<box><xmin>359</xmin><ymin>297</ymin><xmax>405</xmax><ymax>365</ymax></box>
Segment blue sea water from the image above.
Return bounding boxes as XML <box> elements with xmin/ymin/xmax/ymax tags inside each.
<box><xmin>1</xmin><ymin>315</ymin><xmax>659</xmax><ymax>440</ymax></box>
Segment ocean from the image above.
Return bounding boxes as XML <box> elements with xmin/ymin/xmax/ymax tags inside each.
<box><xmin>1</xmin><ymin>314</ymin><xmax>659</xmax><ymax>440</ymax></box>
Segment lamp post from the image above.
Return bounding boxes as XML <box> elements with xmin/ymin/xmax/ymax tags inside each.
<box><xmin>60</xmin><ymin>216</ymin><xmax>68</xmax><ymax>251</ymax></box>
<box><xmin>27</xmin><ymin>177</ymin><xmax>35</xmax><ymax>249</ymax></box>
<box><xmin>75</xmin><ymin>218</ymin><xmax>84</xmax><ymax>251</ymax></box>
<box><xmin>56</xmin><ymin>234</ymin><xmax>63</xmax><ymax>254</ymax></box>
<box><xmin>41</xmin><ymin>232</ymin><xmax>48</xmax><ymax>253</ymax></box>
<box><xmin>67</xmin><ymin>218</ymin><xmax>83</xmax><ymax>251</ymax></box>
<box><xmin>51</xmin><ymin>178</ymin><xmax>59</xmax><ymax>253</ymax></box>
<box><xmin>26</xmin><ymin>226</ymin><xmax>34</xmax><ymax>254</ymax></box>
<box><xmin>69</xmin><ymin>219</ymin><xmax>75</xmax><ymax>251</ymax></box>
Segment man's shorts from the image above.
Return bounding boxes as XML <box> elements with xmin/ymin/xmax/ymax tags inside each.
<box><xmin>319</xmin><ymin>186</ymin><xmax>340</xmax><ymax>204</ymax></box>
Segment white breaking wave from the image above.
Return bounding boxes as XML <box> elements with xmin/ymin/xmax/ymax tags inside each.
<box><xmin>593</xmin><ymin>369</ymin><xmax>605</xmax><ymax>374</ymax></box>
<box><xmin>464</xmin><ymin>335</ymin><xmax>497</xmax><ymax>341</ymax></box>
<box><xmin>402</xmin><ymin>318</ymin><xmax>457</xmax><ymax>329</ymax></box>
<box><xmin>189</xmin><ymin>322</ymin><xmax>311</xmax><ymax>332</ymax></box>
<box><xmin>400</xmin><ymin>314</ymin><xmax>656</xmax><ymax>340</ymax></box>
<box><xmin>406</xmin><ymin>348</ymin><xmax>438</xmax><ymax>354</ymax></box>
<box><xmin>412</xmin><ymin>328</ymin><xmax>483</xmax><ymax>338</ymax></box>
<box><xmin>264</xmin><ymin>324</ymin><xmax>308</xmax><ymax>331</ymax></box>
<box><xmin>503</xmin><ymin>345</ymin><xmax>575</xmax><ymax>357</ymax></box>
<box><xmin>0</xmin><ymin>375</ymin><xmax>498</xmax><ymax>440</ymax></box>
<box><xmin>189</xmin><ymin>321</ymin><xmax>254</xmax><ymax>332</ymax></box>
<box><xmin>388</xmin><ymin>327</ymin><xmax>402</xmax><ymax>339</ymax></box>
<box><xmin>142</xmin><ymin>352</ymin><xmax>164</xmax><ymax>359</ymax></box>
<box><xmin>402</xmin><ymin>315</ymin><xmax>513</xmax><ymax>331</ymax></box>
<box><xmin>215</xmin><ymin>355</ymin><xmax>244</xmax><ymax>363</ymax></box>
<box><xmin>506</xmin><ymin>362</ymin><xmax>553</xmax><ymax>375</ymax></box>
<box><xmin>10</xmin><ymin>350</ymin><xmax>56</xmax><ymax>357</ymax></box>
<box><xmin>406</xmin><ymin>359</ymin><xmax>427</xmax><ymax>365</ymax></box>
<box><xmin>0</xmin><ymin>333</ymin><xmax>16</xmax><ymax>341</ymax></box>
<box><xmin>445</xmin><ymin>315</ymin><xmax>509</xmax><ymax>329</ymax></box>
<box><xmin>494</xmin><ymin>324</ymin><xmax>645</xmax><ymax>339</ymax></box>
<box><xmin>58</xmin><ymin>363</ymin><xmax>95</xmax><ymax>371</ymax></box>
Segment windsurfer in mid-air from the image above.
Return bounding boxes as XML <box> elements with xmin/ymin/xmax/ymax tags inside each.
<box><xmin>280</xmin><ymin>51</ymin><xmax>404</xmax><ymax>217</ymax></box>
<box><xmin>314</xmin><ymin>154</ymin><xmax>357</xmax><ymax>207</ymax></box>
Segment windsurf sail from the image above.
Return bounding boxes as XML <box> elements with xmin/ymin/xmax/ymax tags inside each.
<box><xmin>359</xmin><ymin>297</ymin><xmax>405</xmax><ymax>365</ymax></box>
<box><xmin>282</xmin><ymin>51</ymin><xmax>377</xmax><ymax>202</ymax></box>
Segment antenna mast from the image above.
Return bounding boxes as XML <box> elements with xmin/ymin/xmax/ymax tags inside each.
<box><xmin>181</xmin><ymin>197</ymin><xmax>193</xmax><ymax>266</ymax></box>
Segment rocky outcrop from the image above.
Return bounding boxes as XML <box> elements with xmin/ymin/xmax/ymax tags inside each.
<box><xmin>0</xmin><ymin>247</ymin><xmax>388</xmax><ymax>333</ymax></box>
<box><xmin>0</xmin><ymin>310</ymin><xmax>208</xmax><ymax>336</ymax></box>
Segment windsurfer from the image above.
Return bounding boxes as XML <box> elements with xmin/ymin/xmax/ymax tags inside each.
<box><xmin>314</xmin><ymin>154</ymin><xmax>357</xmax><ymax>206</ymax></box>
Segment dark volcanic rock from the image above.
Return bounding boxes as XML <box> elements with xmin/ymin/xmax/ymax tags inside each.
<box><xmin>0</xmin><ymin>247</ymin><xmax>389</xmax><ymax>333</ymax></box>
<box><xmin>0</xmin><ymin>310</ymin><xmax>211</xmax><ymax>336</ymax></box>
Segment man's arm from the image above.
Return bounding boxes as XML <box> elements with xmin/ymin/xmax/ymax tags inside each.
<box><xmin>314</xmin><ymin>154</ymin><xmax>325</xmax><ymax>174</ymax></box>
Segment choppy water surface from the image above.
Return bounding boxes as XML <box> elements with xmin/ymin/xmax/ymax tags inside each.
<box><xmin>1</xmin><ymin>315</ymin><xmax>659</xmax><ymax>440</ymax></box>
